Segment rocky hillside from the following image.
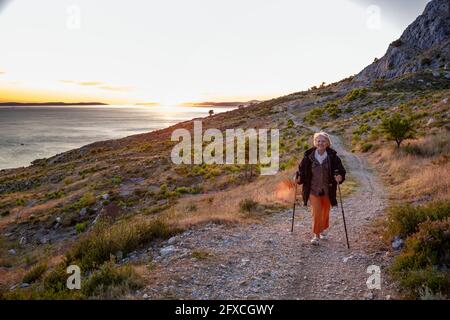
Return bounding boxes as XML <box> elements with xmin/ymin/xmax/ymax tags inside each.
<box><xmin>353</xmin><ymin>0</ymin><xmax>450</xmax><ymax>84</ymax></box>
<box><xmin>0</xmin><ymin>0</ymin><xmax>449</xmax><ymax>300</ymax></box>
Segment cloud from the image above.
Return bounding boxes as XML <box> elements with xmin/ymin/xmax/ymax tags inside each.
<box><xmin>99</xmin><ymin>85</ymin><xmax>134</xmax><ymax>92</ymax></box>
<box><xmin>79</xmin><ymin>81</ymin><xmax>104</xmax><ymax>86</ymax></box>
<box><xmin>60</xmin><ymin>80</ymin><xmax>133</xmax><ymax>92</ymax></box>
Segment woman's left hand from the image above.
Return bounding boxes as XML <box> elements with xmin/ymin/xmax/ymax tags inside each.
<box><xmin>335</xmin><ymin>175</ymin><xmax>343</xmax><ymax>183</ymax></box>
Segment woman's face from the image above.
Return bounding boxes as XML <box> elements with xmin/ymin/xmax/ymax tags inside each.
<box><xmin>315</xmin><ymin>136</ymin><xmax>329</xmax><ymax>151</ymax></box>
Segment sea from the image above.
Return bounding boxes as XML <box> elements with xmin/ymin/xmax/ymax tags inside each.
<box><xmin>0</xmin><ymin>105</ymin><xmax>236</xmax><ymax>170</ymax></box>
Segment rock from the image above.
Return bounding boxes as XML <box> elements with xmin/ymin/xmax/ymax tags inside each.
<box><xmin>392</xmin><ymin>236</ymin><xmax>404</xmax><ymax>250</ymax></box>
<box><xmin>366</xmin><ymin>292</ymin><xmax>374</xmax><ymax>300</ymax></box>
<box><xmin>102</xmin><ymin>194</ymin><xmax>110</xmax><ymax>200</ymax></box>
<box><xmin>116</xmin><ymin>251</ymin><xmax>123</xmax><ymax>260</ymax></box>
<box><xmin>167</xmin><ymin>236</ymin><xmax>177</xmax><ymax>245</ymax></box>
<box><xmin>386</xmin><ymin>295</ymin><xmax>391</xmax><ymax>300</ymax></box>
<box><xmin>432</xmin><ymin>70</ymin><xmax>440</xmax><ymax>77</ymax></box>
<box><xmin>19</xmin><ymin>236</ymin><xmax>26</xmax><ymax>246</ymax></box>
<box><xmin>8</xmin><ymin>249</ymin><xmax>16</xmax><ymax>255</ymax></box>
<box><xmin>352</xmin><ymin>0</ymin><xmax>450</xmax><ymax>83</ymax></box>
<box><xmin>240</xmin><ymin>258</ymin><xmax>250</xmax><ymax>266</ymax></box>
<box><xmin>40</xmin><ymin>237</ymin><xmax>48</xmax><ymax>245</ymax></box>
<box><xmin>79</xmin><ymin>208</ymin><xmax>87</xmax><ymax>217</ymax></box>
<box><xmin>343</xmin><ymin>255</ymin><xmax>353</xmax><ymax>263</ymax></box>
<box><xmin>56</xmin><ymin>217</ymin><xmax>61</xmax><ymax>223</ymax></box>
<box><xmin>443</xmin><ymin>98</ymin><xmax>448</xmax><ymax>104</ymax></box>
<box><xmin>426</xmin><ymin>118</ymin><xmax>435</xmax><ymax>126</ymax></box>
<box><xmin>20</xmin><ymin>283</ymin><xmax>30</xmax><ymax>289</ymax></box>
<box><xmin>143</xmin><ymin>293</ymin><xmax>148</xmax><ymax>299</ymax></box>
<box><xmin>160</xmin><ymin>245</ymin><xmax>177</xmax><ymax>257</ymax></box>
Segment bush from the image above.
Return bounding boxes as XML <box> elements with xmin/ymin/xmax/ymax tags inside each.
<box><xmin>287</xmin><ymin>119</ymin><xmax>294</xmax><ymax>128</ymax></box>
<box><xmin>380</xmin><ymin>113</ymin><xmax>416</xmax><ymax>148</ymax></box>
<box><xmin>324</xmin><ymin>102</ymin><xmax>341</xmax><ymax>118</ymax></box>
<box><xmin>387</xmin><ymin>200</ymin><xmax>450</xmax><ymax>239</ymax></box>
<box><xmin>239</xmin><ymin>199</ymin><xmax>258</xmax><ymax>213</ymax></box>
<box><xmin>361</xmin><ymin>143</ymin><xmax>373</xmax><ymax>152</ymax></box>
<box><xmin>23</xmin><ymin>263</ymin><xmax>47</xmax><ymax>284</ymax></box>
<box><xmin>64</xmin><ymin>177</ymin><xmax>74</xmax><ymax>185</ymax></box>
<box><xmin>82</xmin><ymin>261</ymin><xmax>143</xmax><ymax>298</ymax></box>
<box><xmin>175</xmin><ymin>187</ymin><xmax>189</xmax><ymax>194</ymax></box>
<box><xmin>391</xmin><ymin>218</ymin><xmax>450</xmax><ymax>298</ymax></box>
<box><xmin>66</xmin><ymin>219</ymin><xmax>181</xmax><ymax>270</ymax></box>
<box><xmin>75</xmin><ymin>222</ymin><xmax>88</xmax><ymax>234</ymax></box>
<box><xmin>345</xmin><ymin>88</ymin><xmax>368</xmax><ymax>101</ymax></box>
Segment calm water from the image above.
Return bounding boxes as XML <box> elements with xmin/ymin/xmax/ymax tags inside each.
<box><xmin>0</xmin><ymin>105</ymin><xmax>235</xmax><ymax>170</ymax></box>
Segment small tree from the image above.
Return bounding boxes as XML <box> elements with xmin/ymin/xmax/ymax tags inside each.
<box><xmin>208</xmin><ymin>109</ymin><xmax>214</xmax><ymax>117</ymax></box>
<box><xmin>380</xmin><ymin>113</ymin><xmax>416</xmax><ymax>148</ymax></box>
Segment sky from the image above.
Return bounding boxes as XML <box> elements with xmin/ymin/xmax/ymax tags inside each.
<box><xmin>0</xmin><ymin>0</ymin><xmax>430</xmax><ymax>105</ymax></box>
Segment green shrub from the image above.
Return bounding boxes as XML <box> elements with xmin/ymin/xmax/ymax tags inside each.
<box><xmin>391</xmin><ymin>218</ymin><xmax>450</xmax><ymax>298</ymax></box>
<box><xmin>380</xmin><ymin>113</ymin><xmax>416</xmax><ymax>148</ymax></box>
<box><xmin>345</xmin><ymin>88</ymin><xmax>368</xmax><ymax>101</ymax></box>
<box><xmin>387</xmin><ymin>200</ymin><xmax>450</xmax><ymax>238</ymax></box>
<box><xmin>361</xmin><ymin>143</ymin><xmax>373</xmax><ymax>152</ymax></box>
<box><xmin>23</xmin><ymin>263</ymin><xmax>47</xmax><ymax>284</ymax></box>
<box><xmin>287</xmin><ymin>119</ymin><xmax>294</xmax><ymax>128</ymax></box>
<box><xmin>110</xmin><ymin>176</ymin><xmax>122</xmax><ymax>185</ymax></box>
<box><xmin>82</xmin><ymin>261</ymin><xmax>143</xmax><ymax>298</ymax></box>
<box><xmin>46</xmin><ymin>190</ymin><xmax>65</xmax><ymax>200</ymax></box>
<box><xmin>66</xmin><ymin>219</ymin><xmax>181</xmax><ymax>270</ymax></box>
<box><xmin>64</xmin><ymin>177</ymin><xmax>74</xmax><ymax>185</ymax></box>
<box><xmin>324</xmin><ymin>102</ymin><xmax>341</xmax><ymax>118</ymax></box>
<box><xmin>75</xmin><ymin>222</ymin><xmax>88</xmax><ymax>234</ymax></box>
<box><xmin>175</xmin><ymin>187</ymin><xmax>189</xmax><ymax>194</ymax></box>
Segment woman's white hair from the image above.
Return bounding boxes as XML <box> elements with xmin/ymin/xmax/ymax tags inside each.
<box><xmin>313</xmin><ymin>131</ymin><xmax>332</xmax><ymax>147</ymax></box>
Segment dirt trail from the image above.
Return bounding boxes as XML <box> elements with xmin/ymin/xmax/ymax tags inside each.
<box><xmin>135</xmin><ymin>111</ymin><xmax>398</xmax><ymax>300</ymax></box>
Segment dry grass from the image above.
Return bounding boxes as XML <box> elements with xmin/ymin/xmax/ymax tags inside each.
<box><xmin>368</xmin><ymin>130</ymin><xmax>450</xmax><ymax>202</ymax></box>
<box><xmin>161</xmin><ymin>170</ymin><xmax>296</xmax><ymax>229</ymax></box>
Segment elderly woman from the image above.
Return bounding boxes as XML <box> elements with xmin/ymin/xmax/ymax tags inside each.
<box><xmin>296</xmin><ymin>132</ymin><xmax>346</xmax><ymax>245</ymax></box>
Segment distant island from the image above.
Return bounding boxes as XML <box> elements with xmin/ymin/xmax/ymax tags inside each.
<box><xmin>135</xmin><ymin>102</ymin><xmax>160</xmax><ymax>106</ymax></box>
<box><xmin>0</xmin><ymin>102</ymin><xmax>108</xmax><ymax>106</ymax></box>
<box><xmin>181</xmin><ymin>100</ymin><xmax>261</xmax><ymax>107</ymax></box>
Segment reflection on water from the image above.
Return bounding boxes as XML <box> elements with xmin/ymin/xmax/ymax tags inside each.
<box><xmin>0</xmin><ymin>105</ymin><xmax>235</xmax><ymax>170</ymax></box>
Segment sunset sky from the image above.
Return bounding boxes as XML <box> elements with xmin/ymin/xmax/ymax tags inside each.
<box><xmin>0</xmin><ymin>0</ymin><xmax>429</xmax><ymax>105</ymax></box>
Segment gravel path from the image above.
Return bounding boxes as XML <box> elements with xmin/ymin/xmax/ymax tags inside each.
<box><xmin>132</xmin><ymin>111</ymin><xmax>399</xmax><ymax>300</ymax></box>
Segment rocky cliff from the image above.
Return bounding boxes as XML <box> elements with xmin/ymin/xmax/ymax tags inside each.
<box><xmin>353</xmin><ymin>0</ymin><xmax>450</xmax><ymax>84</ymax></box>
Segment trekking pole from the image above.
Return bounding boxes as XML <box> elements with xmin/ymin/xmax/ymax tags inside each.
<box><xmin>335</xmin><ymin>170</ymin><xmax>350</xmax><ymax>249</ymax></box>
<box><xmin>291</xmin><ymin>172</ymin><xmax>299</xmax><ymax>233</ymax></box>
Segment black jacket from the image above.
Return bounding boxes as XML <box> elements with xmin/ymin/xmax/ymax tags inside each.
<box><xmin>297</xmin><ymin>147</ymin><xmax>346</xmax><ymax>207</ymax></box>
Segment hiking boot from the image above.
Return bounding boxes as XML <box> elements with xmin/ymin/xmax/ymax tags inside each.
<box><xmin>319</xmin><ymin>232</ymin><xmax>328</xmax><ymax>240</ymax></box>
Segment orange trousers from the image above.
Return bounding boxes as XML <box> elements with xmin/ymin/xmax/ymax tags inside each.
<box><xmin>309</xmin><ymin>194</ymin><xmax>331</xmax><ymax>235</ymax></box>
